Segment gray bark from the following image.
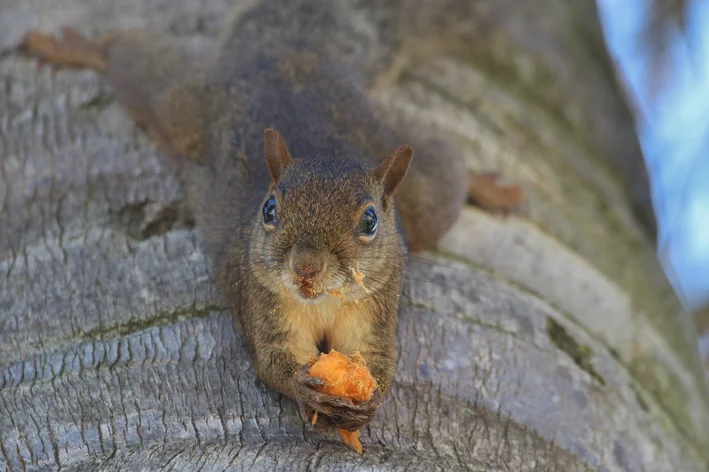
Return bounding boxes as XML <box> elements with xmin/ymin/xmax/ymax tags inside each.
<box><xmin>1</xmin><ymin>0</ymin><xmax>708</xmax><ymax>470</ymax></box>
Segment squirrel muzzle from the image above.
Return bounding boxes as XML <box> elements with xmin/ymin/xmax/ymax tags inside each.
<box><xmin>290</xmin><ymin>246</ymin><xmax>329</xmax><ymax>300</ymax></box>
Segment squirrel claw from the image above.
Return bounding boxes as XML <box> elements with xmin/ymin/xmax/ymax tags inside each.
<box><xmin>295</xmin><ymin>364</ymin><xmax>326</xmax><ymax>388</ymax></box>
<box><xmin>18</xmin><ymin>29</ymin><xmax>107</xmax><ymax>72</ymax></box>
<box><xmin>294</xmin><ymin>374</ymin><xmax>383</xmax><ymax>431</ymax></box>
<box><xmin>325</xmin><ymin>392</ymin><xmax>381</xmax><ymax>431</ymax></box>
<box><xmin>297</xmin><ymin>401</ymin><xmax>315</xmax><ymax>424</ymax></box>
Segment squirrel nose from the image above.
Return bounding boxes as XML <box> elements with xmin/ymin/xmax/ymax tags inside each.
<box><xmin>294</xmin><ymin>262</ymin><xmax>321</xmax><ymax>278</ymax></box>
<box><xmin>291</xmin><ymin>249</ymin><xmax>327</xmax><ymax>279</ymax></box>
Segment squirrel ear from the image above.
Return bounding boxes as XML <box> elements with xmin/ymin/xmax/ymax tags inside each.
<box><xmin>373</xmin><ymin>145</ymin><xmax>414</xmax><ymax>203</ymax></box>
<box><xmin>264</xmin><ymin>128</ymin><xmax>294</xmax><ymax>184</ymax></box>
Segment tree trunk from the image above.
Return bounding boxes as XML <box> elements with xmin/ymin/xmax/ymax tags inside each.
<box><xmin>1</xmin><ymin>0</ymin><xmax>708</xmax><ymax>470</ymax></box>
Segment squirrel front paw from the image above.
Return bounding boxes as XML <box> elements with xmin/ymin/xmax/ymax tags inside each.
<box><xmin>294</xmin><ymin>365</ymin><xmax>383</xmax><ymax>431</ymax></box>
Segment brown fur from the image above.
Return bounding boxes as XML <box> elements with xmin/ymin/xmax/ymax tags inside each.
<box><xmin>17</xmin><ymin>0</ymin><xmax>521</xmax><ymax>434</ymax></box>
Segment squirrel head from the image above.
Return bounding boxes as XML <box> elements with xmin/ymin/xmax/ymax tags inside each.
<box><xmin>249</xmin><ymin>128</ymin><xmax>413</xmax><ymax>305</ymax></box>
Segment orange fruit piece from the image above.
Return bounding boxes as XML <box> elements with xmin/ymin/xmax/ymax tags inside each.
<box><xmin>309</xmin><ymin>350</ymin><xmax>377</xmax><ymax>402</ymax></box>
<box><xmin>308</xmin><ymin>350</ymin><xmax>378</xmax><ymax>453</ymax></box>
<box><xmin>338</xmin><ymin>428</ymin><xmax>363</xmax><ymax>454</ymax></box>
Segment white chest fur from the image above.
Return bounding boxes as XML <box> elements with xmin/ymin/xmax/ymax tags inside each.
<box><xmin>280</xmin><ymin>297</ymin><xmax>374</xmax><ymax>365</ymax></box>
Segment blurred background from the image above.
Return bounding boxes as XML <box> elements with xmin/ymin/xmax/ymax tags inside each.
<box><xmin>596</xmin><ymin>0</ymin><xmax>709</xmax><ymax>357</ymax></box>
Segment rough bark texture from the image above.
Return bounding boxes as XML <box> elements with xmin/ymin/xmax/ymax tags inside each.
<box><xmin>1</xmin><ymin>0</ymin><xmax>708</xmax><ymax>471</ymax></box>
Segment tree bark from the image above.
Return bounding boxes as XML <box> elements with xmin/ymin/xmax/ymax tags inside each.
<box><xmin>1</xmin><ymin>0</ymin><xmax>708</xmax><ymax>470</ymax></box>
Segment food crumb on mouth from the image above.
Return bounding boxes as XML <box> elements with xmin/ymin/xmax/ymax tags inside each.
<box><xmin>328</xmin><ymin>288</ymin><xmax>347</xmax><ymax>301</ymax></box>
<box><xmin>349</xmin><ymin>265</ymin><xmax>366</xmax><ymax>289</ymax></box>
<box><xmin>293</xmin><ymin>275</ymin><xmax>323</xmax><ymax>299</ymax></box>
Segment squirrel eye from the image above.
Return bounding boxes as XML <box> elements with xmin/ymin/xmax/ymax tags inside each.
<box><xmin>263</xmin><ymin>196</ymin><xmax>277</xmax><ymax>225</ymax></box>
<box><xmin>357</xmin><ymin>207</ymin><xmax>378</xmax><ymax>236</ymax></box>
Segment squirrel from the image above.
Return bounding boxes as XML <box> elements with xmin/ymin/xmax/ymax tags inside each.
<box><xmin>17</xmin><ymin>1</ymin><xmax>523</xmax><ymax>436</ymax></box>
